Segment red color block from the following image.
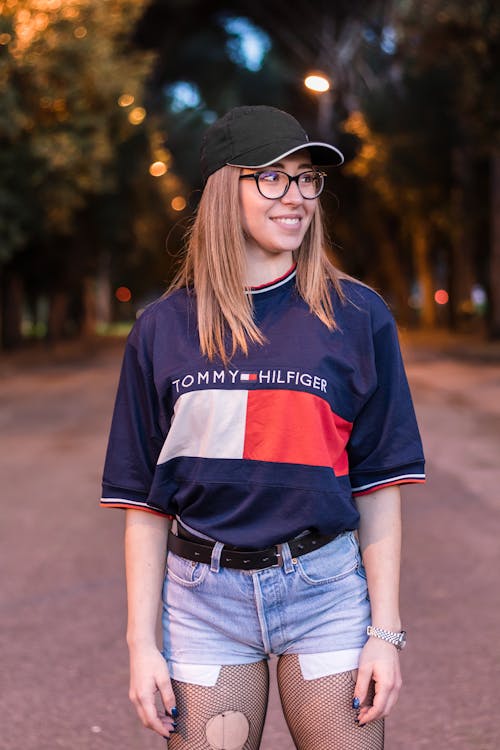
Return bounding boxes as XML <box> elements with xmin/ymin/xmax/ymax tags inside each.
<box><xmin>243</xmin><ymin>389</ymin><xmax>352</xmax><ymax>474</ymax></box>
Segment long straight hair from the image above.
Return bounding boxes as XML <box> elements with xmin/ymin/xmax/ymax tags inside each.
<box><xmin>168</xmin><ymin>166</ymin><xmax>346</xmax><ymax>364</ymax></box>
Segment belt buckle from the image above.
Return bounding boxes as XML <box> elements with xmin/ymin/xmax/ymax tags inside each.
<box><xmin>270</xmin><ymin>543</ymin><xmax>284</xmax><ymax>568</ymax></box>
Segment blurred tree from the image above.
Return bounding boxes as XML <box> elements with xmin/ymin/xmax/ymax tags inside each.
<box><xmin>392</xmin><ymin>0</ymin><xmax>500</xmax><ymax>334</ymax></box>
<box><xmin>0</xmin><ymin>0</ymin><xmax>156</xmax><ymax>347</ymax></box>
<box><xmin>343</xmin><ymin>66</ymin><xmax>456</xmax><ymax>327</ymax></box>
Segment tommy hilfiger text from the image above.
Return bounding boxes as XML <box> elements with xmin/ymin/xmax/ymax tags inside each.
<box><xmin>171</xmin><ymin>369</ymin><xmax>328</xmax><ymax>394</ymax></box>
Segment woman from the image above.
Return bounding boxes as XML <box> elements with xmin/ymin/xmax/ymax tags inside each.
<box><xmin>101</xmin><ymin>105</ymin><xmax>425</xmax><ymax>749</ymax></box>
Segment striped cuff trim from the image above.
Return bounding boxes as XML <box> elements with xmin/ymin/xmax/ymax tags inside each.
<box><xmin>100</xmin><ymin>498</ymin><xmax>170</xmax><ymax>517</ymax></box>
<box><xmin>352</xmin><ymin>474</ymin><xmax>426</xmax><ymax>496</ymax></box>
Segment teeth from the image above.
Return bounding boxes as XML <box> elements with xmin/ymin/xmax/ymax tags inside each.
<box><xmin>273</xmin><ymin>217</ymin><xmax>300</xmax><ymax>225</ymax></box>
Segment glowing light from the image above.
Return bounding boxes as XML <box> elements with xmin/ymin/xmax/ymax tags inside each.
<box><xmin>74</xmin><ymin>26</ymin><xmax>87</xmax><ymax>39</ymax></box>
<box><xmin>62</xmin><ymin>6</ymin><xmax>79</xmax><ymax>19</ymax></box>
<box><xmin>149</xmin><ymin>161</ymin><xmax>167</xmax><ymax>177</ymax></box>
<box><xmin>0</xmin><ymin>33</ymin><xmax>12</xmax><ymax>45</ymax></box>
<box><xmin>304</xmin><ymin>74</ymin><xmax>330</xmax><ymax>93</ymax></box>
<box><xmin>128</xmin><ymin>107</ymin><xmax>146</xmax><ymax>125</ymax></box>
<box><xmin>171</xmin><ymin>196</ymin><xmax>187</xmax><ymax>212</ymax></box>
<box><xmin>434</xmin><ymin>289</ymin><xmax>449</xmax><ymax>305</ymax></box>
<box><xmin>115</xmin><ymin>286</ymin><xmax>132</xmax><ymax>303</ymax></box>
<box><xmin>34</xmin><ymin>13</ymin><xmax>49</xmax><ymax>31</ymax></box>
<box><xmin>118</xmin><ymin>94</ymin><xmax>135</xmax><ymax>107</ymax></box>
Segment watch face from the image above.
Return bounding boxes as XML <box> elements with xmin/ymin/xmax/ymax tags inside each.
<box><xmin>398</xmin><ymin>631</ymin><xmax>407</xmax><ymax>649</ymax></box>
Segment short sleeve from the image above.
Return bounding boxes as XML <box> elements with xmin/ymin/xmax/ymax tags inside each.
<box><xmin>347</xmin><ymin>310</ymin><xmax>425</xmax><ymax>496</ymax></box>
<box><xmin>100</xmin><ymin>321</ymin><xmax>170</xmax><ymax>515</ymax></box>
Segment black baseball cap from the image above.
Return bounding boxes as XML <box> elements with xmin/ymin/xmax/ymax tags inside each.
<box><xmin>200</xmin><ymin>105</ymin><xmax>344</xmax><ymax>183</ymax></box>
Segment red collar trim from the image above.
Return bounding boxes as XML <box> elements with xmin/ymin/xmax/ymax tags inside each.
<box><xmin>248</xmin><ymin>263</ymin><xmax>297</xmax><ymax>292</ymax></box>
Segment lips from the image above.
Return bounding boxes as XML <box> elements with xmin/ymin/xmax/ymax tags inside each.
<box><xmin>270</xmin><ymin>216</ymin><xmax>302</xmax><ymax>226</ymax></box>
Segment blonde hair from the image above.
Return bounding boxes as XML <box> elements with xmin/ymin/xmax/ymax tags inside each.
<box><xmin>169</xmin><ymin>166</ymin><xmax>346</xmax><ymax>364</ymax></box>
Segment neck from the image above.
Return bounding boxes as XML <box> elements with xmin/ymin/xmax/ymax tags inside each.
<box><xmin>244</xmin><ymin>250</ymin><xmax>294</xmax><ymax>287</ymax></box>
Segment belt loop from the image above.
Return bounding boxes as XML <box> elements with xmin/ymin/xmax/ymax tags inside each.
<box><xmin>280</xmin><ymin>542</ymin><xmax>294</xmax><ymax>574</ymax></box>
<box><xmin>210</xmin><ymin>541</ymin><xmax>224</xmax><ymax>573</ymax></box>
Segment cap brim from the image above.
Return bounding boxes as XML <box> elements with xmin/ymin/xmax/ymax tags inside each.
<box><xmin>227</xmin><ymin>141</ymin><xmax>344</xmax><ymax>169</ymax></box>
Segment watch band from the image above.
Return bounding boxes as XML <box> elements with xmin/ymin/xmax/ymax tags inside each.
<box><xmin>366</xmin><ymin>625</ymin><xmax>407</xmax><ymax>650</ymax></box>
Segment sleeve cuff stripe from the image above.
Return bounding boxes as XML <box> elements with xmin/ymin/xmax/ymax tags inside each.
<box><xmin>100</xmin><ymin>498</ymin><xmax>170</xmax><ymax>517</ymax></box>
<box><xmin>101</xmin><ymin>497</ymin><xmax>150</xmax><ymax>509</ymax></box>
<box><xmin>351</xmin><ymin>473</ymin><xmax>426</xmax><ymax>493</ymax></box>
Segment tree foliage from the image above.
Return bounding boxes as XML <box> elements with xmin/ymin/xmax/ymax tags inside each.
<box><xmin>0</xmin><ymin>0</ymin><xmax>154</xmax><ymax>263</ymax></box>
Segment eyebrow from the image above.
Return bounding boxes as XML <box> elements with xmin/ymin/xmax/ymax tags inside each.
<box><xmin>270</xmin><ymin>161</ymin><xmax>314</xmax><ymax>170</ymax></box>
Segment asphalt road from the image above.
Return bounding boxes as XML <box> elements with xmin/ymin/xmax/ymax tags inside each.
<box><xmin>1</xmin><ymin>340</ymin><xmax>499</xmax><ymax>750</ymax></box>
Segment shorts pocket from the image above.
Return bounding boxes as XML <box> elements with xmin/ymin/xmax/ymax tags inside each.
<box><xmin>166</xmin><ymin>550</ymin><xmax>209</xmax><ymax>588</ymax></box>
<box><xmin>296</xmin><ymin>532</ymin><xmax>359</xmax><ymax>585</ymax></box>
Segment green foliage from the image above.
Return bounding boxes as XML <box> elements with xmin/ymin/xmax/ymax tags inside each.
<box><xmin>0</xmin><ymin>0</ymin><xmax>155</xmax><ymax>262</ymax></box>
<box><xmin>393</xmin><ymin>0</ymin><xmax>500</xmax><ymax>149</ymax></box>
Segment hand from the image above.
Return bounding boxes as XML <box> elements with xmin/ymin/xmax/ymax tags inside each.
<box><xmin>353</xmin><ymin>636</ymin><xmax>402</xmax><ymax>726</ymax></box>
<box><xmin>128</xmin><ymin>644</ymin><xmax>178</xmax><ymax>739</ymax></box>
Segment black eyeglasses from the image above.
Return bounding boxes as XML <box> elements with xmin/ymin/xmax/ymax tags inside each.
<box><xmin>239</xmin><ymin>169</ymin><xmax>326</xmax><ymax>200</ymax></box>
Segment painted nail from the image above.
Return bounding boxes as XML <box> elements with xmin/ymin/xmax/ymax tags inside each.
<box><xmin>171</xmin><ymin>706</ymin><xmax>179</xmax><ymax>718</ymax></box>
<box><xmin>352</xmin><ymin>697</ymin><xmax>360</xmax><ymax>709</ymax></box>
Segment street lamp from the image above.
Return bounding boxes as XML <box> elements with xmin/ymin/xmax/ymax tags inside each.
<box><xmin>304</xmin><ymin>71</ymin><xmax>333</xmax><ymax>140</ymax></box>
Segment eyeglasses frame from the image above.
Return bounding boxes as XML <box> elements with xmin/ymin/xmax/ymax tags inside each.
<box><xmin>238</xmin><ymin>169</ymin><xmax>327</xmax><ymax>200</ymax></box>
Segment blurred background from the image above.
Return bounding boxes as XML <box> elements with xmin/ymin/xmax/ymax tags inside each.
<box><xmin>1</xmin><ymin>0</ymin><xmax>499</xmax><ymax>349</ymax></box>
<box><xmin>2</xmin><ymin>4</ymin><xmax>500</xmax><ymax>749</ymax></box>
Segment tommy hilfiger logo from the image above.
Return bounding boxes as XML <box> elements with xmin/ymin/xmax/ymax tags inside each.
<box><xmin>171</xmin><ymin>368</ymin><xmax>328</xmax><ymax>395</ymax></box>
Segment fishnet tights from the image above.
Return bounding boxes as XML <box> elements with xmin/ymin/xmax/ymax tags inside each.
<box><xmin>277</xmin><ymin>654</ymin><xmax>384</xmax><ymax>750</ymax></box>
<box><xmin>168</xmin><ymin>661</ymin><xmax>269</xmax><ymax>749</ymax></box>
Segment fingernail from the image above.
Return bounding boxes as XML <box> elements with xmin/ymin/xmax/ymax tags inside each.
<box><xmin>171</xmin><ymin>706</ymin><xmax>179</xmax><ymax>718</ymax></box>
<box><xmin>352</xmin><ymin>697</ymin><xmax>360</xmax><ymax>709</ymax></box>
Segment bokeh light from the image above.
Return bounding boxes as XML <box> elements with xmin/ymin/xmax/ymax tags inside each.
<box><xmin>149</xmin><ymin>161</ymin><xmax>168</xmax><ymax>177</ymax></box>
<box><xmin>115</xmin><ymin>286</ymin><xmax>132</xmax><ymax>303</ymax></box>
<box><xmin>171</xmin><ymin>196</ymin><xmax>187</xmax><ymax>211</ymax></box>
<box><xmin>128</xmin><ymin>107</ymin><xmax>146</xmax><ymax>125</ymax></box>
<box><xmin>304</xmin><ymin>74</ymin><xmax>330</xmax><ymax>92</ymax></box>
<box><xmin>434</xmin><ymin>289</ymin><xmax>449</xmax><ymax>305</ymax></box>
<box><xmin>118</xmin><ymin>94</ymin><xmax>135</xmax><ymax>107</ymax></box>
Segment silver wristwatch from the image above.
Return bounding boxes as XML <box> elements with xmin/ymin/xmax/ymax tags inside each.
<box><xmin>367</xmin><ymin>625</ymin><xmax>407</xmax><ymax>650</ymax></box>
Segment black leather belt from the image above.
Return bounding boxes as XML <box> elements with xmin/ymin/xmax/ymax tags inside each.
<box><xmin>167</xmin><ymin>529</ymin><xmax>340</xmax><ymax>570</ymax></box>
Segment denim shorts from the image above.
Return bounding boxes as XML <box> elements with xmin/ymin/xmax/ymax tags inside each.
<box><xmin>161</xmin><ymin>531</ymin><xmax>371</xmax><ymax>684</ymax></box>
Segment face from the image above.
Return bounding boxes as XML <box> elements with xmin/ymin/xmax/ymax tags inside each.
<box><xmin>238</xmin><ymin>151</ymin><xmax>318</xmax><ymax>265</ymax></box>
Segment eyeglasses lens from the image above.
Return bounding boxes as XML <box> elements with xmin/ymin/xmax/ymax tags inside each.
<box><xmin>257</xmin><ymin>171</ymin><xmax>323</xmax><ymax>199</ymax></box>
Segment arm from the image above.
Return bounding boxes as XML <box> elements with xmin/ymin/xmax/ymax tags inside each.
<box><xmin>353</xmin><ymin>485</ymin><xmax>403</xmax><ymax>726</ymax></box>
<box><xmin>125</xmin><ymin>509</ymin><xmax>177</xmax><ymax>738</ymax></box>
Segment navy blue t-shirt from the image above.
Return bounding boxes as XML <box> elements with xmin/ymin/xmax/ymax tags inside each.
<box><xmin>101</xmin><ymin>267</ymin><xmax>425</xmax><ymax>547</ymax></box>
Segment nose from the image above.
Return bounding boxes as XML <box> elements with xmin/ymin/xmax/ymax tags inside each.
<box><xmin>281</xmin><ymin>178</ymin><xmax>304</xmax><ymax>204</ymax></box>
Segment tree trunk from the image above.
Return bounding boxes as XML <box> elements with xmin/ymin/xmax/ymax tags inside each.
<box><xmin>96</xmin><ymin>253</ymin><xmax>112</xmax><ymax>329</ymax></box>
<box><xmin>488</xmin><ymin>150</ymin><xmax>500</xmax><ymax>338</ymax></box>
<box><xmin>0</xmin><ymin>270</ymin><xmax>24</xmax><ymax>350</ymax></box>
<box><xmin>450</xmin><ymin>147</ymin><xmax>477</xmax><ymax>330</ymax></box>
<box><xmin>369</xmin><ymin>211</ymin><xmax>411</xmax><ymax>324</ymax></box>
<box><xmin>412</xmin><ymin>218</ymin><xmax>436</xmax><ymax>328</ymax></box>
<box><xmin>47</xmin><ymin>290</ymin><xmax>69</xmax><ymax>342</ymax></box>
<box><xmin>81</xmin><ymin>277</ymin><xmax>97</xmax><ymax>338</ymax></box>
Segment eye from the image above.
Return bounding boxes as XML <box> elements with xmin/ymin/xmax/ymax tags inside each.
<box><xmin>300</xmin><ymin>172</ymin><xmax>316</xmax><ymax>184</ymax></box>
<box><xmin>258</xmin><ymin>170</ymin><xmax>282</xmax><ymax>183</ymax></box>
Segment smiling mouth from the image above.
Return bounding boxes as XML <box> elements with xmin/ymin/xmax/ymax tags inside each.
<box><xmin>271</xmin><ymin>217</ymin><xmax>301</xmax><ymax>226</ymax></box>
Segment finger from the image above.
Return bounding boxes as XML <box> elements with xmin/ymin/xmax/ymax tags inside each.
<box><xmin>157</xmin><ymin>675</ymin><xmax>177</xmax><ymax>719</ymax></box>
<box><xmin>358</xmin><ymin>684</ymin><xmax>390</xmax><ymax>724</ymax></box>
<box><xmin>353</xmin><ymin>666</ymin><xmax>372</xmax><ymax>710</ymax></box>
<box><xmin>358</xmin><ymin>674</ymin><xmax>402</xmax><ymax>725</ymax></box>
<box><xmin>134</xmin><ymin>695</ymin><xmax>174</xmax><ymax>737</ymax></box>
